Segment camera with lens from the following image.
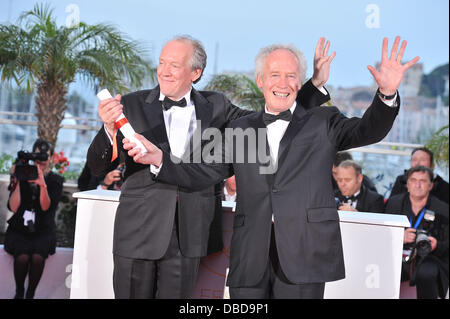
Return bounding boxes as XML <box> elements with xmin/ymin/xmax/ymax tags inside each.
<box><xmin>404</xmin><ymin>209</ymin><xmax>435</xmax><ymax>263</ymax></box>
<box><xmin>415</xmin><ymin>229</ymin><xmax>432</xmax><ymax>257</ymax></box>
<box><xmin>14</xmin><ymin>151</ymin><xmax>49</xmax><ymax>181</ymax></box>
<box><xmin>115</xmin><ymin>164</ymin><xmax>125</xmax><ymax>188</ymax></box>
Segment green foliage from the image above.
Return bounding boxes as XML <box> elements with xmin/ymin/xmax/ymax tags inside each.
<box><xmin>426</xmin><ymin>125</ymin><xmax>449</xmax><ymax>172</ymax></box>
<box><xmin>0</xmin><ymin>2</ymin><xmax>155</xmax><ymax>93</ymax></box>
<box><xmin>0</xmin><ymin>153</ymin><xmax>14</xmax><ymax>174</ymax></box>
<box><xmin>205</xmin><ymin>74</ymin><xmax>265</xmax><ymax>111</ymax></box>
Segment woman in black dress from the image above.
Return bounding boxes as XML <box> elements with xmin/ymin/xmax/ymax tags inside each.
<box><xmin>5</xmin><ymin>139</ymin><xmax>64</xmax><ymax>299</ymax></box>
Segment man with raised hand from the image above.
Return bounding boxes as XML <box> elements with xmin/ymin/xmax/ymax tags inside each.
<box><xmin>87</xmin><ymin>35</ymin><xmax>333</xmax><ymax>299</ymax></box>
<box><xmin>126</xmin><ymin>36</ymin><xmax>419</xmax><ymax>299</ymax></box>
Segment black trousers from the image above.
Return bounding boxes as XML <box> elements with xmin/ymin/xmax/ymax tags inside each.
<box><xmin>402</xmin><ymin>258</ymin><xmax>442</xmax><ymax>299</ymax></box>
<box><xmin>230</xmin><ymin>225</ymin><xmax>325</xmax><ymax>299</ymax></box>
<box><xmin>113</xmin><ymin>218</ymin><xmax>200</xmax><ymax>299</ymax></box>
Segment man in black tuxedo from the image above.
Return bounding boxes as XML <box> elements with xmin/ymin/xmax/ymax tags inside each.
<box><xmin>125</xmin><ymin>36</ymin><xmax>419</xmax><ymax>298</ymax></box>
<box><xmin>334</xmin><ymin>160</ymin><xmax>385</xmax><ymax>213</ymax></box>
<box><xmin>87</xmin><ymin>35</ymin><xmax>332</xmax><ymax>298</ymax></box>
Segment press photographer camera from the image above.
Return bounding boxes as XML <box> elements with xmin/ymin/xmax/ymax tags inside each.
<box><xmin>99</xmin><ymin>162</ymin><xmax>125</xmax><ymax>190</ymax></box>
<box><xmin>404</xmin><ymin>209</ymin><xmax>435</xmax><ymax>262</ymax></box>
<box><xmin>14</xmin><ymin>150</ymin><xmax>49</xmax><ymax>181</ymax></box>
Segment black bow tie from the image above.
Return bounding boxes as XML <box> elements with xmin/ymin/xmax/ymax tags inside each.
<box><xmin>162</xmin><ymin>97</ymin><xmax>187</xmax><ymax>110</ymax></box>
<box><xmin>262</xmin><ymin>110</ymin><xmax>292</xmax><ymax>126</ymax></box>
<box><xmin>337</xmin><ymin>193</ymin><xmax>359</xmax><ymax>203</ymax></box>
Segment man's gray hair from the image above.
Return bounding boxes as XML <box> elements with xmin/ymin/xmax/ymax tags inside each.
<box><xmin>338</xmin><ymin>160</ymin><xmax>362</xmax><ymax>176</ymax></box>
<box><xmin>254</xmin><ymin>44</ymin><xmax>307</xmax><ymax>82</ymax></box>
<box><xmin>170</xmin><ymin>35</ymin><xmax>207</xmax><ymax>84</ymax></box>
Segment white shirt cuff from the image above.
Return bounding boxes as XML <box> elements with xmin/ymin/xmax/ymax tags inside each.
<box><xmin>150</xmin><ymin>163</ymin><xmax>162</xmax><ymax>176</ymax></box>
<box><xmin>317</xmin><ymin>86</ymin><xmax>328</xmax><ymax>96</ymax></box>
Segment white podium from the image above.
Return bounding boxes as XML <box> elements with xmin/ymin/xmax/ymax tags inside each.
<box><xmin>323</xmin><ymin>210</ymin><xmax>409</xmax><ymax>299</ymax></box>
<box><xmin>70</xmin><ymin>190</ymin><xmax>408</xmax><ymax>299</ymax></box>
<box><xmin>71</xmin><ymin>190</ymin><xmax>119</xmax><ymax>299</ymax></box>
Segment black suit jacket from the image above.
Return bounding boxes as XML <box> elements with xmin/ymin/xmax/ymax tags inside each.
<box><xmin>87</xmin><ymin>80</ymin><xmax>328</xmax><ymax>260</ymax></box>
<box><xmin>156</xmin><ymin>93</ymin><xmax>400</xmax><ymax>286</ymax></box>
<box><xmin>355</xmin><ymin>186</ymin><xmax>385</xmax><ymax>213</ymax></box>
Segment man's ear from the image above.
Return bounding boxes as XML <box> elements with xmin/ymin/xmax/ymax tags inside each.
<box><xmin>256</xmin><ymin>73</ymin><xmax>263</xmax><ymax>89</ymax></box>
<box><xmin>191</xmin><ymin>69</ymin><xmax>202</xmax><ymax>83</ymax></box>
<box><xmin>357</xmin><ymin>174</ymin><xmax>363</xmax><ymax>184</ymax></box>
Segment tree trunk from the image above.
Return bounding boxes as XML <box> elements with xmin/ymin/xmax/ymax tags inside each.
<box><xmin>34</xmin><ymin>81</ymin><xmax>68</xmax><ymax>149</ymax></box>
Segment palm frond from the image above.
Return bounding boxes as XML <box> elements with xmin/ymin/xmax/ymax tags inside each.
<box><xmin>205</xmin><ymin>74</ymin><xmax>264</xmax><ymax>111</ymax></box>
<box><xmin>426</xmin><ymin>124</ymin><xmax>449</xmax><ymax>171</ymax></box>
<box><xmin>0</xmin><ymin>3</ymin><xmax>156</xmax><ymax>146</ymax></box>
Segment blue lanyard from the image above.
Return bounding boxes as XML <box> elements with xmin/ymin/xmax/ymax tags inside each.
<box><xmin>410</xmin><ymin>208</ymin><xmax>426</xmax><ymax>229</ymax></box>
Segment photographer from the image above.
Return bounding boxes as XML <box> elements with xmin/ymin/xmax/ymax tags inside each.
<box><xmin>78</xmin><ymin>161</ymin><xmax>125</xmax><ymax>191</ymax></box>
<box><xmin>4</xmin><ymin>139</ymin><xmax>64</xmax><ymax>299</ymax></box>
<box><xmin>385</xmin><ymin>166</ymin><xmax>449</xmax><ymax>299</ymax></box>
<box><xmin>334</xmin><ymin>160</ymin><xmax>385</xmax><ymax>213</ymax></box>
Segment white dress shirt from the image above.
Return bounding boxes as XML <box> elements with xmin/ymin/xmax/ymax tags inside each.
<box><xmin>150</xmin><ymin>89</ymin><xmax>196</xmax><ymax>175</ymax></box>
<box><xmin>265</xmin><ymin>102</ymin><xmax>297</xmax><ymax>166</ymax></box>
<box><xmin>160</xmin><ymin>89</ymin><xmax>197</xmax><ymax>158</ymax></box>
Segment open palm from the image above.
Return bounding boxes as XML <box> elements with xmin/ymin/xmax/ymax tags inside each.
<box><xmin>312</xmin><ymin>37</ymin><xmax>336</xmax><ymax>88</ymax></box>
<box><xmin>368</xmin><ymin>36</ymin><xmax>420</xmax><ymax>96</ymax></box>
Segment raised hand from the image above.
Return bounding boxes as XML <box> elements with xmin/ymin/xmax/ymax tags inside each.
<box><xmin>311</xmin><ymin>37</ymin><xmax>336</xmax><ymax>88</ymax></box>
<box><xmin>98</xmin><ymin>94</ymin><xmax>123</xmax><ymax>137</ymax></box>
<box><xmin>367</xmin><ymin>36</ymin><xmax>420</xmax><ymax>96</ymax></box>
<box><xmin>123</xmin><ymin>134</ymin><xmax>163</xmax><ymax>166</ymax></box>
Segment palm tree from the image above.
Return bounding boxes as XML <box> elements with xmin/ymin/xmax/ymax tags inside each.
<box><xmin>205</xmin><ymin>74</ymin><xmax>265</xmax><ymax>111</ymax></box>
<box><xmin>0</xmin><ymin>3</ymin><xmax>155</xmax><ymax>147</ymax></box>
<box><xmin>426</xmin><ymin>124</ymin><xmax>449</xmax><ymax>172</ymax></box>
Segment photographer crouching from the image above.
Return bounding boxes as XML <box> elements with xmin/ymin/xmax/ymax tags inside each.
<box><xmin>385</xmin><ymin>166</ymin><xmax>449</xmax><ymax>299</ymax></box>
<box><xmin>4</xmin><ymin>139</ymin><xmax>64</xmax><ymax>299</ymax></box>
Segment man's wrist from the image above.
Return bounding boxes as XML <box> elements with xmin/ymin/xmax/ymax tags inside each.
<box><xmin>100</xmin><ymin>180</ymin><xmax>111</xmax><ymax>187</ymax></box>
<box><xmin>377</xmin><ymin>88</ymin><xmax>397</xmax><ymax>99</ymax></box>
<box><xmin>311</xmin><ymin>77</ymin><xmax>324</xmax><ymax>89</ymax></box>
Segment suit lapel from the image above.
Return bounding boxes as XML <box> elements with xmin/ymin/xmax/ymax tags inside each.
<box><xmin>191</xmin><ymin>88</ymin><xmax>213</xmax><ymax>136</ymax></box>
<box><xmin>181</xmin><ymin>88</ymin><xmax>214</xmax><ymax>160</ymax></box>
<box><xmin>143</xmin><ymin>86</ymin><xmax>170</xmax><ymax>152</ymax></box>
<box><xmin>277</xmin><ymin>103</ymin><xmax>311</xmax><ymax>166</ymax></box>
<box><xmin>249</xmin><ymin>112</ymin><xmax>274</xmax><ymax>185</ymax></box>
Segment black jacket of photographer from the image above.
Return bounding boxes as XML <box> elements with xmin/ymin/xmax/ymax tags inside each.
<box><xmin>385</xmin><ymin>193</ymin><xmax>449</xmax><ymax>298</ymax></box>
<box><xmin>7</xmin><ymin>172</ymin><xmax>64</xmax><ymax>234</ymax></box>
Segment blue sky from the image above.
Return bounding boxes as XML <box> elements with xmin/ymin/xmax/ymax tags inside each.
<box><xmin>1</xmin><ymin>0</ymin><xmax>449</xmax><ymax>92</ymax></box>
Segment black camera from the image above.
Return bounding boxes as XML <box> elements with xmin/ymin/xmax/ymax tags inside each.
<box><xmin>414</xmin><ymin>209</ymin><xmax>436</xmax><ymax>258</ymax></box>
<box><xmin>14</xmin><ymin>151</ymin><xmax>49</xmax><ymax>181</ymax></box>
<box><xmin>405</xmin><ymin>209</ymin><xmax>436</xmax><ymax>262</ymax></box>
<box><xmin>115</xmin><ymin>165</ymin><xmax>125</xmax><ymax>188</ymax></box>
<box><xmin>415</xmin><ymin>229</ymin><xmax>432</xmax><ymax>257</ymax></box>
